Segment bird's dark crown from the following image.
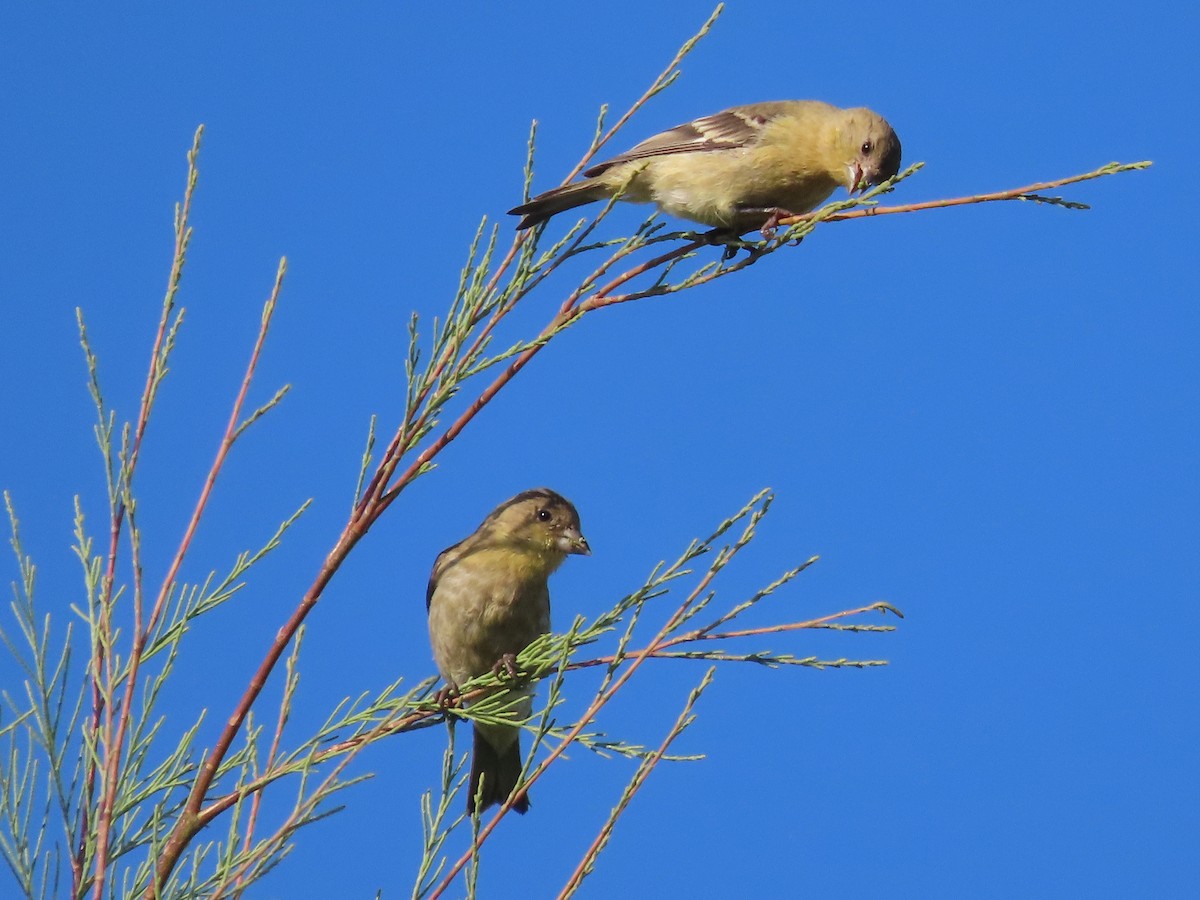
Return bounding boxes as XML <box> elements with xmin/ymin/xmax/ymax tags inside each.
<box><xmin>482</xmin><ymin>488</ymin><xmax>579</xmax><ymax>529</ymax></box>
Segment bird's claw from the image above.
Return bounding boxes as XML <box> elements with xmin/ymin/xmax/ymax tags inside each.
<box><xmin>434</xmin><ymin>683</ymin><xmax>460</xmax><ymax>708</ymax></box>
<box><xmin>492</xmin><ymin>653</ymin><xmax>520</xmax><ymax>681</ymax></box>
<box><xmin>758</xmin><ymin>207</ymin><xmax>798</xmax><ymax>240</ymax></box>
<box><xmin>701</xmin><ymin>228</ymin><xmax>758</xmax><ymax>261</ymax></box>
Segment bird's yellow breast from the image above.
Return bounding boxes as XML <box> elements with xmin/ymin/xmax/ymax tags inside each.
<box><xmin>469</xmin><ymin>544</ymin><xmax>561</xmax><ymax>583</ymax></box>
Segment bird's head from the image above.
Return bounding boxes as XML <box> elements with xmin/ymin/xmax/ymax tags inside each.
<box><xmin>840</xmin><ymin>109</ymin><xmax>902</xmax><ymax>196</ymax></box>
<box><xmin>482</xmin><ymin>487</ymin><xmax>591</xmax><ymax>560</ymax></box>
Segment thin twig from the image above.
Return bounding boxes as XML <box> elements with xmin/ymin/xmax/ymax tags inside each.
<box><xmin>145</xmin><ymin>265</ymin><xmax>288</xmax><ymax>895</ymax></box>
<box><xmin>87</xmin><ymin>126</ymin><xmax>203</xmax><ymax>900</ymax></box>
<box><xmin>791</xmin><ymin>161</ymin><xmax>1152</xmax><ymax>227</ymax></box>
<box><xmin>559</xmin><ymin>668</ymin><xmax>714</xmax><ymax>898</ymax></box>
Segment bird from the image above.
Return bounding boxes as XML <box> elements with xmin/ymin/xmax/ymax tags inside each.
<box><xmin>509</xmin><ymin>100</ymin><xmax>902</xmax><ymax>235</ymax></box>
<box><xmin>426</xmin><ymin>487</ymin><xmax>590</xmax><ymax>815</ymax></box>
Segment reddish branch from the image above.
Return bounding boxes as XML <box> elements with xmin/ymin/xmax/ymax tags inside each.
<box><xmin>146</xmin><ymin>598</ymin><xmax>892</xmax><ymax>855</ymax></box>
<box><xmin>143</xmin><ymin>154</ymin><xmax>1143</xmax><ymax>893</ymax></box>
<box><xmin>136</xmin><ymin>101</ymin><xmax>1147</xmax><ymax>900</ymax></box>
<box><xmin>799</xmin><ymin>161</ymin><xmax>1149</xmax><ymax>226</ymax></box>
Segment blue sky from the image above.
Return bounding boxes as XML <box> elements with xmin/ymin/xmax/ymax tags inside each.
<box><xmin>1</xmin><ymin>2</ymin><xmax>1196</xmax><ymax>897</ymax></box>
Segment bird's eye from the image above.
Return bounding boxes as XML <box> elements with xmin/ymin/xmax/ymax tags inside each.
<box><xmin>536</xmin><ymin>509</ymin><xmax>552</xmax><ymax>522</ymax></box>
<box><xmin>861</xmin><ymin>140</ymin><xmax>873</xmax><ymax>155</ymax></box>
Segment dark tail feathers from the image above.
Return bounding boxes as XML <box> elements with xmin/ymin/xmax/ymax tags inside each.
<box><xmin>468</xmin><ymin>727</ymin><xmax>529</xmax><ymax>815</ymax></box>
<box><xmin>508</xmin><ymin>180</ymin><xmax>608</xmax><ymax>230</ymax></box>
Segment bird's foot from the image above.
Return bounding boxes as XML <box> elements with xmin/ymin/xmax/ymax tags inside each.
<box><xmin>492</xmin><ymin>653</ymin><xmax>520</xmax><ymax>681</ymax></box>
<box><xmin>699</xmin><ymin>227</ymin><xmax>757</xmax><ymax>261</ymax></box>
<box><xmin>757</xmin><ymin>207</ymin><xmax>799</xmax><ymax>240</ymax></box>
<box><xmin>434</xmin><ymin>683</ymin><xmax>460</xmax><ymax>708</ymax></box>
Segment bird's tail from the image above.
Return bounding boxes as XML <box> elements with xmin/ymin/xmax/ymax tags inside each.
<box><xmin>508</xmin><ymin>180</ymin><xmax>609</xmax><ymax>230</ymax></box>
<box><xmin>468</xmin><ymin>726</ymin><xmax>529</xmax><ymax>815</ymax></box>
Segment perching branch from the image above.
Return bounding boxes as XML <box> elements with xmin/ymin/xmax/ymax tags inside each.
<box><xmin>807</xmin><ymin>160</ymin><xmax>1152</xmax><ymax>225</ymax></box>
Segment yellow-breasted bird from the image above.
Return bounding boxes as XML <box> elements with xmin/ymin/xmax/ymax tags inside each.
<box><xmin>426</xmin><ymin>488</ymin><xmax>590</xmax><ymax>815</ymax></box>
<box><xmin>509</xmin><ymin>100</ymin><xmax>902</xmax><ymax>234</ymax></box>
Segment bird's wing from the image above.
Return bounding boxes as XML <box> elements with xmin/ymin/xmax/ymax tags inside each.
<box><xmin>535</xmin><ymin>581</ymin><xmax>551</xmax><ymax>634</ymax></box>
<box><xmin>426</xmin><ymin>541</ymin><xmax>461</xmax><ymax>611</ymax></box>
<box><xmin>582</xmin><ymin>102</ymin><xmax>794</xmax><ymax>177</ymax></box>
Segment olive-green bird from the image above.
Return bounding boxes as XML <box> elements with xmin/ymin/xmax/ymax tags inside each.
<box><xmin>426</xmin><ymin>488</ymin><xmax>590</xmax><ymax>815</ymax></box>
<box><xmin>509</xmin><ymin>100</ymin><xmax>902</xmax><ymax>234</ymax></box>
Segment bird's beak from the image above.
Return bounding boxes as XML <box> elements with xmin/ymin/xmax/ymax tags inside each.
<box><xmin>847</xmin><ymin>162</ymin><xmax>866</xmax><ymax>194</ymax></box>
<box><xmin>560</xmin><ymin>529</ymin><xmax>591</xmax><ymax>556</ymax></box>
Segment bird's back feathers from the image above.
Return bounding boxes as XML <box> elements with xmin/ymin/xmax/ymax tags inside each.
<box><xmin>581</xmin><ymin>101</ymin><xmax>834</xmax><ymax>176</ymax></box>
